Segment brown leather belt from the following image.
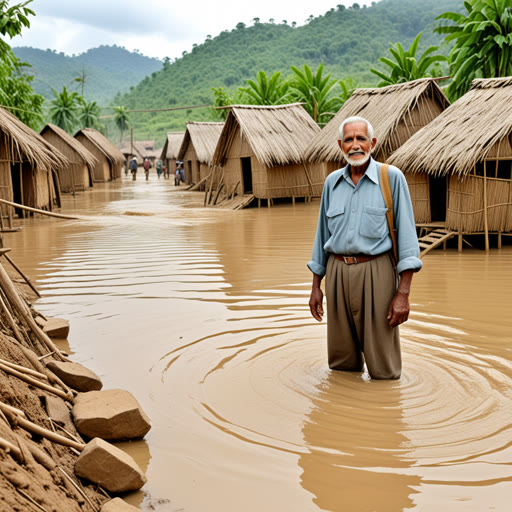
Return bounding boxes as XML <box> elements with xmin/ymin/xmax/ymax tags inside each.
<box><xmin>333</xmin><ymin>253</ymin><xmax>385</xmax><ymax>265</ymax></box>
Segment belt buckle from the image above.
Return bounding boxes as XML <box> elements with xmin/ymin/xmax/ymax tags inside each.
<box><xmin>343</xmin><ymin>256</ymin><xmax>357</xmax><ymax>264</ymax></box>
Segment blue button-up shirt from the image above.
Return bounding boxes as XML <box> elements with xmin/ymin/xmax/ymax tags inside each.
<box><xmin>308</xmin><ymin>158</ymin><xmax>422</xmax><ymax>276</ymax></box>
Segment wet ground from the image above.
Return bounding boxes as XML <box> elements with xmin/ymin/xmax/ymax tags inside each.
<box><xmin>5</xmin><ymin>175</ymin><xmax>512</xmax><ymax>511</ymax></box>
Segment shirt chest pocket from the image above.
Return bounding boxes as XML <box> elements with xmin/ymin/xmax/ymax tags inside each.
<box><xmin>326</xmin><ymin>206</ymin><xmax>345</xmax><ymax>233</ymax></box>
<box><xmin>360</xmin><ymin>205</ymin><xmax>388</xmax><ymax>239</ymax></box>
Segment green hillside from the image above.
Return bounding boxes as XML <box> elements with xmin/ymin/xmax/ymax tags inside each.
<box><xmin>114</xmin><ymin>0</ymin><xmax>463</xmax><ymax>144</ymax></box>
<box><xmin>12</xmin><ymin>45</ymin><xmax>162</xmax><ymax>104</ymax></box>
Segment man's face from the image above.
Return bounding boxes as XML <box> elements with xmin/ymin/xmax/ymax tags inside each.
<box><xmin>338</xmin><ymin>122</ymin><xmax>376</xmax><ymax>167</ymax></box>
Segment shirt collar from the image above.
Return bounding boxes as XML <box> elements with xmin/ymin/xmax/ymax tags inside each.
<box><xmin>333</xmin><ymin>157</ymin><xmax>379</xmax><ymax>188</ymax></box>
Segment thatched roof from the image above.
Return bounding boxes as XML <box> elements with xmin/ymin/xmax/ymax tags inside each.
<box><xmin>75</xmin><ymin>128</ymin><xmax>125</xmax><ymax>165</ymax></box>
<box><xmin>388</xmin><ymin>77</ymin><xmax>512</xmax><ymax>177</ymax></box>
<box><xmin>305</xmin><ymin>78</ymin><xmax>449</xmax><ymax>163</ymax></box>
<box><xmin>212</xmin><ymin>103</ymin><xmax>320</xmax><ymax>167</ymax></box>
<box><xmin>0</xmin><ymin>107</ymin><xmax>67</xmax><ymax>170</ymax></box>
<box><xmin>178</xmin><ymin>122</ymin><xmax>224</xmax><ymax>165</ymax></box>
<box><xmin>160</xmin><ymin>132</ymin><xmax>185</xmax><ymax>160</ymax></box>
<box><xmin>41</xmin><ymin>123</ymin><xmax>97</xmax><ymax>170</ymax></box>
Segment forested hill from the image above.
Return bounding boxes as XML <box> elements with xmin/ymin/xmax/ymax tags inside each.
<box><xmin>12</xmin><ymin>45</ymin><xmax>162</xmax><ymax>104</ymax></box>
<box><xmin>116</xmin><ymin>0</ymin><xmax>463</xmax><ymax>142</ymax></box>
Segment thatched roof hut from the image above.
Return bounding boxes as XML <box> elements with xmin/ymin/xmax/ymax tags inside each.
<box><xmin>178</xmin><ymin>122</ymin><xmax>224</xmax><ymax>185</ymax></box>
<box><xmin>75</xmin><ymin>128</ymin><xmax>125</xmax><ymax>182</ymax></box>
<box><xmin>40</xmin><ymin>123</ymin><xmax>97</xmax><ymax>194</ymax></box>
<box><xmin>0</xmin><ymin>108</ymin><xmax>67</xmax><ymax>215</ymax></box>
<box><xmin>306</xmin><ymin>78</ymin><xmax>449</xmax><ymax>175</ymax></box>
<box><xmin>211</xmin><ymin>104</ymin><xmax>324</xmax><ymax>205</ymax></box>
<box><xmin>388</xmin><ymin>77</ymin><xmax>512</xmax><ymax>247</ymax></box>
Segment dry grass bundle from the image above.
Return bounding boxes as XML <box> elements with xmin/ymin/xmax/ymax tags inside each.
<box><xmin>213</xmin><ymin>104</ymin><xmax>320</xmax><ymax>168</ymax></box>
<box><xmin>389</xmin><ymin>77</ymin><xmax>512</xmax><ymax>178</ymax></box>
<box><xmin>306</xmin><ymin>78</ymin><xmax>449</xmax><ymax>165</ymax></box>
<box><xmin>179</xmin><ymin>122</ymin><xmax>224</xmax><ymax>166</ymax></box>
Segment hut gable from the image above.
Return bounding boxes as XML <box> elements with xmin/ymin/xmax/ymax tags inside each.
<box><xmin>75</xmin><ymin>128</ymin><xmax>125</xmax><ymax>167</ymax></box>
<box><xmin>213</xmin><ymin>103</ymin><xmax>321</xmax><ymax>168</ymax></box>
<box><xmin>388</xmin><ymin>77</ymin><xmax>512</xmax><ymax>178</ymax></box>
<box><xmin>40</xmin><ymin>124</ymin><xmax>97</xmax><ymax>170</ymax></box>
<box><xmin>160</xmin><ymin>132</ymin><xmax>185</xmax><ymax>161</ymax></box>
<box><xmin>306</xmin><ymin>78</ymin><xmax>449</xmax><ymax>164</ymax></box>
<box><xmin>179</xmin><ymin>122</ymin><xmax>224</xmax><ymax>165</ymax></box>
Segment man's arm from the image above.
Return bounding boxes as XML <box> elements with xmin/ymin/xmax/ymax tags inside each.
<box><xmin>387</xmin><ymin>269</ymin><xmax>413</xmax><ymax>327</ymax></box>
<box><xmin>309</xmin><ymin>273</ymin><xmax>324</xmax><ymax>322</ymax></box>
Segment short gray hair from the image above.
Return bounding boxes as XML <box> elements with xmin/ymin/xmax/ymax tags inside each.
<box><xmin>338</xmin><ymin>116</ymin><xmax>375</xmax><ymax>141</ymax></box>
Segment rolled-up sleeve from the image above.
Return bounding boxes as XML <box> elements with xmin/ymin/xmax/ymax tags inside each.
<box><xmin>308</xmin><ymin>185</ymin><xmax>330</xmax><ymax>277</ymax></box>
<box><xmin>394</xmin><ymin>173</ymin><xmax>422</xmax><ymax>274</ymax></box>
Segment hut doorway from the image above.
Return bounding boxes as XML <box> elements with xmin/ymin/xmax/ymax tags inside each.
<box><xmin>241</xmin><ymin>157</ymin><xmax>253</xmax><ymax>194</ymax></box>
<box><xmin>429</xmin><ymin>175</ymin><xmax>447</xmax><ymax>222</ymax></box>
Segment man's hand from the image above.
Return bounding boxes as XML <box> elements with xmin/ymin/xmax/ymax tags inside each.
<box><xmin>387</xmin><ymin>291</ymin><xmax>409</xmax><ymax>327</ymax></box>
<box><xmin>387</xmin><ymin>269</ymin><xmax>414</xmax><ymax>327</ymax></box>
<box><xmin>309</xmin><ymin>287</ymin><xmax>324</xmax><ymax>322</ymax></box>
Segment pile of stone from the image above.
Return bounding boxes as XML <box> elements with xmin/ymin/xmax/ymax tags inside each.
<box><xmin>0</xmin><ymin>262</ymin><xmax>149</xmax><ymax>511</ymax></box>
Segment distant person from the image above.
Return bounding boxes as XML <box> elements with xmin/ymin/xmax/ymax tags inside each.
<box><xmin>175</xmin><ymin>163</ymin><xmax>183</xmax><ymax>186</ymax></box>
<box><xmin>156</xmin><ymin>159</ymin><xmax>163</xmax><ymax>179</ymax></box>
<box><xmin>129</xmin><ymin>157</ymin><xmax>138</xmax><ymax>181</ymax></box>
<box><xmin>143</xmin><ymin>158</ymin><xmax>151</xmax><ymax>181</ymax></box>
<box><xmin>179</xmin><ymin>162</ymin><xmax>185</xmax><ymax>183</ymax></box>
<box><xmin>124</xmin><ymin>158</ymin><xmax>130</xmax><ymax>176</ymax></box>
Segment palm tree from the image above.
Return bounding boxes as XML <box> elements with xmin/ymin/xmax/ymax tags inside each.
<box><xmin>241</xmin><ymin>70</ymin><xmax>291</xmax><ymax>105</ymax></box>
<box><xmin>370</xmin><ymin>32</ymin><xmax>447</xmax><ymax>87</ymax></box>
<box><xmin>49</xmin><ymin>86</ymin><xmax>79</xmax><ymax>133</ymax></box>
<box><xmin>288</xmin><ymin>62</ymin><xmax>352</xmax><ymax>124</ymax></box>
<box><xmin>435</xmin><ymin>0</ymin><xmax>512</xmax><ymax>100</ymax></box>
<box><xmin>73</xmin><ymin>66</ymin><xmax>87</xmax><ymax>96</ymax></box>
<box><xmin>78</xmin><ymin>98</ymin><xmax>101</xmax><ymax>129</ymax></box>
<box><xmin>113</xmin><ymin>106</ymin><xmax>130</xmax><ymax>144</ymax></box>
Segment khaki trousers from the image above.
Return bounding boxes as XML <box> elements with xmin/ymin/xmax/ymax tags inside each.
<box><xmin>325</xmin><ymin>253</ymin><xmax>401</xmax><ymax>379</ymax></box>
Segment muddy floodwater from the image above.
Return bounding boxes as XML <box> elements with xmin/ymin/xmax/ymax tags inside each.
<box><xmin>5</xmin><ymin>176</ymin><xmax>512</xmax><ymax>511</ymax></box>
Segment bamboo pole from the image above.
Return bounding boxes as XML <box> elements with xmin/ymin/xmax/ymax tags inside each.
<box><xmin>19</xmin><ymin>163</ymin><xmax>24</xmax><ymax>219</ymax></box>
<box><xmin>0</xmin><ymin>403</ymin><xmax>84</xmax><ymax>451</ymax></box>
<box><xmin>484</xmin><ymin>160</ymin><xmax>489</xmax><ymax>251</ymax></box>
<box><xmin>0</xmin><ymin>289</ymin><xmax>24</xmax><ymax>342</ymax></box>
<box><xmin>0</xmin><ymin>199</ymin><xmax>78</xmax><ymax>220</ymax></box>
<box><xmin>0</xmin><ymin>361</ymin><xmax>72</xmax><ymax>401</ymax></box>
<box><xmin>0</xmin><ymin>357</ymin><xmax>48</xmax><ymax>380</ymax></box>
<box><xmin>3</xmin><ymin>253</ymin><xmax>41</xmax><ymax>298</ymax></box>
<box><xmin>0</xmin><ymin>262</ymin><xmax>67</xmax><ymax>362</ymax></box>
<box><xmin>0</xmin><ymin>436</ymin><xmax>23</xmax><ymax>460</ymax></box>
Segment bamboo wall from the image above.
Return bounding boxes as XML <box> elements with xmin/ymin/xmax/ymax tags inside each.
<box><xmin>42</xmin><ymin>131</ymin><xmax>92</xmax><ymax>192</ymax></box>
<box><xmin>405</xmin><ymin>172</ymin><xmax>430</xmax><ymax>223</ymax></box>
<box><xmin>446</xmin><ymin>172</ymin><xmax>512</xmax><ymax>233</ymax></box>
<box><xmin>220</xmin><ymin>125</ymin><xmax>323</xmax><ymax>200</ymax></box>
<box><xmin>75</xmin><ymin>135</ymin><xmax>110</xmax><ymax>183</ymax></box>
<box><xmin>220</xmin><ymin>125</ymin><xmax>253</xmax><ymax>196</ymax></box>
<box><xmin>182</xmin><ymin>144</ymin><xmax>199</xmax><ymax>184</ymax></box>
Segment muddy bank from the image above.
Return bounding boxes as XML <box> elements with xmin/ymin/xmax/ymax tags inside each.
<box><xmin>0</xmin><ymin>262</ymin><xmax>146</xmax><ymax>512</ymax></box>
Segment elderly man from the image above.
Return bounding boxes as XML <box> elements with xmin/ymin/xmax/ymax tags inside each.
<box><xmin>308</xmin><ymin>116</ymin><xmax>421</xmax><ymax>380</ymax></box>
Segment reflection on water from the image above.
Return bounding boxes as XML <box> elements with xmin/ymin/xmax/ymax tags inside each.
<box><xmin>5</xmin><ymin>176</ymin><xmax>512</xmax><ymax>511</ymax></box>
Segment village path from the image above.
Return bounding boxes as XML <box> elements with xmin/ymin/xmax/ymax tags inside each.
<box><xmin>4</xmin><ymin>174</ymin><xmax>512</xmax><ymax>512</ymax></box>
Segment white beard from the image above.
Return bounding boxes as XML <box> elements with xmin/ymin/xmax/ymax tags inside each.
<box><xmin>342</xmin><ymin>150</ymin><xmax>371</xmax><ymax>167</ymax></box>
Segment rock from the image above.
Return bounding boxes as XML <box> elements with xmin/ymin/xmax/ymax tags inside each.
<box><xmin>101</xmin><ymin>497</ymin><xmax>141</xmax><ymax>511</ymax></box>
<box><xmin>43</xmin><ymin>318</ymin><xmax>70</xmax><ymax>338</ymax></box>
<box><xmin>46</xmin><ymin>360</ymin><xmax>103</xmax><ymax>392</ymax></box>
<box><xmin>35</xmin><ymin>316</ymin><xmax>47</xmax><ymax>328</ymax></box>
<box><xmin>45</xmin><ymin>395</ymin><xmax>75</xmax><ymax>432</ymax></box>
<box><xmin>72</xmin><ymin>389</ymin><xmax>151</xmax><ymax>440</ymax></box>
<box><xmin>75</xmin><ymin>438</ymin><xmax>146</xmax><ymax>493</ymax></box>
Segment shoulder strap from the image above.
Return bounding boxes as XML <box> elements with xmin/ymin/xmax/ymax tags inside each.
<box><xmin>379</xmin><ymin>164</ymin><xmax>398</xmax><ymax>267</ymax></box>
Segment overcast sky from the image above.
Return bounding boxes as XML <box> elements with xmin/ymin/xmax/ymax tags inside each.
<box><xmin>10</xmin><ymin>0</ymin><xmax>373</xmax><ymax>60</ymax></box>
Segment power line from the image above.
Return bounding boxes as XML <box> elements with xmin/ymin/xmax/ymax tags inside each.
<box><xmin>100</xmin><ymin>103</ymin><xmax>212</xmax><ymax>118</ymax></box>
